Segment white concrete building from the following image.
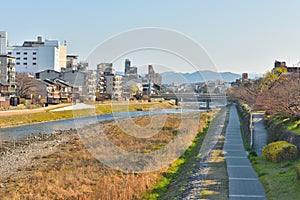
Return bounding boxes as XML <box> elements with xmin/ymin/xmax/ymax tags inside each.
<box><xmin>7</xmin><ymin>36</ymin><xmax>67</xmax><ymax>74</ymax></box>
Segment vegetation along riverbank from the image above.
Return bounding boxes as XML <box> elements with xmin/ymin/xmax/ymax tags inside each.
<box><xmin>0</xmin><ymin>108</ymin><xmax>216</xmax><ymax>199</ymax></box>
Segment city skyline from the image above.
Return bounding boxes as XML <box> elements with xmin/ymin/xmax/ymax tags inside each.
<box><xmin>1</xmin><ymin>0</ymin><xmax>300</xmax><ymax>74</ymax></box>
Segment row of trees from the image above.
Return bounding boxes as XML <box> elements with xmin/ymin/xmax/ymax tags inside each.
<box><xmin>229</xmin><ymin>67</ymin><xmax>300</xmax><ymax>119</ymax></box>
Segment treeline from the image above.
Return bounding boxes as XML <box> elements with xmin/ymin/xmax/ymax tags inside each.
<box><xmin>229</xmin><ymin>67</ymin><xmax>300</xmax><ymax>119</ymax></box>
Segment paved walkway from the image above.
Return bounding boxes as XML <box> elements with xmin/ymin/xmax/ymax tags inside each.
<box><xmin>252</xmin><ymin>113</ymin><xmax>268</xmax><ymax>156</ymax></box>
<box><xmin>0</xmin><ymin>103</ymin><xmax>71</xmax><ymax>117</ymax></box>
<box><xmin>224</xmin><ymin>106</ymin><xmax>266</xmax><ymax>200</ymax></box>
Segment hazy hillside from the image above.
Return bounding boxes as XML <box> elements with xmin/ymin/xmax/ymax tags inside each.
<box><xmin>161</xmin><ymin>70</ymin><xmax>241</xmax><ymax>84</ymax></box>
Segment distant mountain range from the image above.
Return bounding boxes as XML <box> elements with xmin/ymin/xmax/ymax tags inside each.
<box><xmin>116</xmin><ymin>70</ymin><xmax>263</xmax><ymax>84</ymax></box>
<box><xmin>161</xmin><ymin>70</ymin><xmax>241</xmax><ymax>84</ymax></box>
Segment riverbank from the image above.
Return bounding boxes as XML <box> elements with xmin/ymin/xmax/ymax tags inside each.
<box><xmin>0</xmin><ymin>109</ymin><xmax>212</xmax><ymax>199</ymax></box>
<box><xmin>0</xmin><ymin>101</ymin><xmax>174</xmax><ymax>129</ymax></box>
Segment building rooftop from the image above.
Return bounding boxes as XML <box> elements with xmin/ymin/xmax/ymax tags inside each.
<box><xmin>67</xmin><ymin>55</ymin><xmax>79</xmax><ymax>58</ymax></box>
<box><xmin>22</xmin><ymin>41</ymin><xmax>45</xmax><ymax>47</ymax></box>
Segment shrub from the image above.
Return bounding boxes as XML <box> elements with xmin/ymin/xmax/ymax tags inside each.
<box><xmin>262</xmin><ymin>141</ymin><xmax>298</xmax><ymax>163</ymax></box>
<box><xmin>248</xmin><ymin>150</ymin><xmax>258</xmax><ymax>157</ymax></box>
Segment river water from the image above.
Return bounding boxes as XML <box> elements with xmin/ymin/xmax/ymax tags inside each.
<box><xmin>0</xmin><ymin>109</ymin><xmax>201</xmax><ymax>141</ymax></box>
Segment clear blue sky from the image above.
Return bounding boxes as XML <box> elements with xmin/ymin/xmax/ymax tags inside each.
<box><xmin>1</xmin><ymin>0</ymin><xmax>300</xmax><ymax>74</ymax></box>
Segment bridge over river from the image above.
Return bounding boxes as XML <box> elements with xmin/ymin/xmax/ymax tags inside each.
<box><xmin>150</xmin><ymin>93</ymin><xmax>227</xmax><ymax>109</ymax></box>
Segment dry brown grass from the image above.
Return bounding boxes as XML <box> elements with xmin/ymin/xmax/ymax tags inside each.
<box><xmin>0</xmin><ymin>112</ymin><xmax>211</xmax><ymax>200</ymax></box>
<box><xmin>201</xmin><ymin>136</ymin><xmax>228</xmax><ymax>200</ymax></box>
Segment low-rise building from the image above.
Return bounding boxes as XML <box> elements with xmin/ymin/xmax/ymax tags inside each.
<box><xmin>35</xmin><ymin>69</ymin><xmax>60</xmax><ymax>80</ymax></box>
<box><xmin>44</xmin><ymin>78</ymin><xmax>72</xmax><ymax>104</ymax></box>
<box><xmin>273</xmin><ymin>60</ymin><xmax>300</xmax><ymax>74</ymax></box>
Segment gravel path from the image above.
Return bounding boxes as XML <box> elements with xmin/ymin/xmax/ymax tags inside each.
<box><xmin>161</xmin><ymin>107</ymin><xmax>228</xmax><ymax>199</ymax></box>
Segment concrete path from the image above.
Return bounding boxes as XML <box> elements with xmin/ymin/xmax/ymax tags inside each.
<box><xmin>50</xmin><ymin>103</ymin><xmax>95</xmax><ymax>112</ymax></box>
<box><xmin>0</xmin><ymin>103</ymin><xmax>71</xmax><ymax>117</ymax></box>
<box><xmin>252</xmin><ymin>113</ymin><xmax>268</xmax><ymax>156</ymax></box>
<box><xmin>224</xmin><ymin>106</ymin><xmax>266</xmax><ymax>200</ymax></box>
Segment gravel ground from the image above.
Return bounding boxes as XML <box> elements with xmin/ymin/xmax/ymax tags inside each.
<box><xmin>160</xmin><ymin>107</ymin><xmax>228</xmax><ymax>199</ymax></box>
<box><xmin>0</xmin><ymin>129</ymin><xmax>77</xmax><ymax>184</ymax></box>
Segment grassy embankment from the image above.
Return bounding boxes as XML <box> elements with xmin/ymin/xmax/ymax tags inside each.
<box><xmin>248</xmin><ymin>115</ymin><xmax>300</xmax><ymax>200</ymax></box>
<box><xmin>0</xmin><ymin>101</ymin><xmax>174</xmax><ymax>128</ymax></box>
<box><xmin>250</xmin><ymin>157</ymin><xmax>300</xmax><ymax>200</ymax></box>
<box><xmin>267</xmin><ymin>115</ymin><xmax>300</xmax><ymax>135</ymax></box>
<box><xmin>0</xmin><ymin>109</ymin><xmax>213</xmax><ymax>199</ymax></box>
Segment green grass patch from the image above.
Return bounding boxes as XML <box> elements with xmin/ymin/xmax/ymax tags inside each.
<box><xmin>286</xmin><ymin>120</ymin><xmax>300</xmax><ymax>135</ymax></box>
<box><xmin>269</xmin><ymin>115</ymin><xmax>300</xmax><ymax>135</ymax></box>
<box><xmin>251</xmin><ymin>156</ymin><xmax>300</xmax><ymax>200</ymax></box>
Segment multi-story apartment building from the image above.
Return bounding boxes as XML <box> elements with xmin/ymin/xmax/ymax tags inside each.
<box><xmin>97</xmin><ymin>63</ymin><xmax>122</xmax><ymax>100</ymax></box>
<box><xmin>0</xmin><ymin>55</ymin><xmax>16</xmax><ymax>97</ymax></box>
<box><xmin>7</xmin><ymin>36</ymin><xmax>67</xmax><ymax>74</ymax></box>
<box><xmin>61</xmin><ymin>69</ymin><xmax>97</xmax><ymax>101</ymax></box>
<box><xmin>143</xmin><ymin>65</ymin><xmax>162</xmax><ymax>96</ymax></box>
<box><xmin>0</xmin><ymin>31</ymin><xmax>8</xmax><ymax>54</ymax></box>
<box><xmin>66</xmin><ymin>55</ymin><xmax>78</xmax><ymax>69</ymax></box>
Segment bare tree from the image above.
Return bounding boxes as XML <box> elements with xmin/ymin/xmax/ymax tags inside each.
<box><xmin>259</xmin><ymin>74</ymin><xmax>300</xmax><ymax>118</ymax></box>
<box><xmin>16</xmin><ymin>73</ymin><xmax>46</xmax><ymax>100</ymax></box>
<box><xmin>231</xmin><ymin>71</ymin><xmax>300</xmax><ymax>119</ymax></box>
<box><xmin>228</xmin><ymin>79</ymin><xmax>261</xmax><ymax>109</ymax></box>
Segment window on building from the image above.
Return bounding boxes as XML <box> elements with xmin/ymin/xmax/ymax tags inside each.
<box><xmin>16</xmin><ymin>62</ymin><xmax>20</xmax><ymax>65</ymax></box>
<box><xmin>33</xmin><ymin>57</ymin><xmax>37</xmax><ymax>60</ymax></box>
<box><xmin>7</xmin><ymin>52</ymin><xmax>12</xmax><ymax>55</ymax></box>
<box><xmin>33</xmin><ymin>63</ymin><xmax>37</xmax><ymax>65</ymax></box>
<box><xmin>24</xmin><ymin>52</ymin><xmax>27</xmax><ymax>55</ymax></box>
<box><xmin>23</xmin><ymin>62</ymin><xmax>27</xmax><ymax>65</ymax></box>
<box><xmin>33</xmin><ymin>52</ymin><xmax>36</xmax><ymax>55</ymax></box>
<box><xmin>16</xmin><ymin>57</ymin><xmax>20</xmax><ymax>60</ymax></box>
<box><xmin>23</xmin><ymin>57</ymin><xmax>27</xmax><ymax>60</ymax></box>
<box><xmin>16</xmin><ymin>52</ymin><xmax>20</xmax><ymax>55</ymax></box>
